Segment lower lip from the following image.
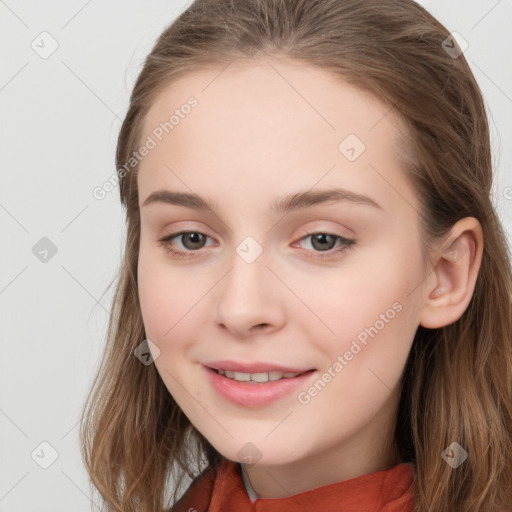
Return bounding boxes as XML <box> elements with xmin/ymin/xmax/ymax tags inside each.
<box><xmin>204</xmin><ymin>366</ymin><xmax>316</xmax><ymax>407</ymax></box>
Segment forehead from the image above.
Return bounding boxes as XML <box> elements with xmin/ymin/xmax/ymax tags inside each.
<box><xmin>143</xmin><ymin>58</ymin><xmax>399</xmax><ymax>139</ymax></box>
<box><xmin>137</xmin><ymin>58</ymin><xmax>416</xmax><ymax>215</ymax></box>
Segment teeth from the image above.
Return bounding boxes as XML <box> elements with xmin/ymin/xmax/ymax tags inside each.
<box><xmin>217</xmin><ymin>369</ymin><xmax>303</xmax><ymax>382</ymax></box>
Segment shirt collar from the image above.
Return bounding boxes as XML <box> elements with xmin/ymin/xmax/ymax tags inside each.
<box><xmin>207</xmin><ymin>458</ymin><xmax>415</xmax><ymax>512</ymax></box>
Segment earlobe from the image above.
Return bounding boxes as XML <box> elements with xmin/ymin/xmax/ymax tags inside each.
<box><xmin>418</xmin><ymin>217</ymin><xmax>483</xmax><ymax>329</ymax></box>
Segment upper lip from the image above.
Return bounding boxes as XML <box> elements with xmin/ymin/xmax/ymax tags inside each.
<box><xmin>204</xmin><ymin>360</ymin><xmax>314</xmax><ymax>374</ymax></box>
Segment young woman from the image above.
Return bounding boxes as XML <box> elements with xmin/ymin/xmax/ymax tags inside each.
<box><xmin>80</xmin><ymin>1</ymin><xmax>512</xmax><ymax>511</ymax></box>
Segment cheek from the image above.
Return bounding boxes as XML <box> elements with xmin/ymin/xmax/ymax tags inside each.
<box><xmin>137</xmin><ymin>257</ymin><xmax>196</xmax><ymax>396</ymax></box>
<box><xmin>137</xmin><ymin>249</ymin><xmax>185</xmax><ymax>341</ymax></box>
<box><xmin>306</xmin><ymin>244</ymin><xmax>421</xmax><ymax>377</ymax></box>
<box><xmin>137</xmin><ymin>248</ymin><xmax>213</xmax><ymax>356</ymax></box>
<box><xmin>309</xmin><ymin>253</ymin><xmax>415</xmax><ymax>336</ymax></box>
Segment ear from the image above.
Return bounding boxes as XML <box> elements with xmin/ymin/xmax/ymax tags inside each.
<box><xmin>419</xmin><ymin>217</ymin><xmax>484</xmax><ymax>329</ymax></box>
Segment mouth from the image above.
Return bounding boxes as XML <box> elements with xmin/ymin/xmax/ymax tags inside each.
<box><xmin>205</xmin><ymin>359</ymin><xmax>315</xmax><ymax>376</ymax></box>
<box><xmin>204</xmin><ymin>365</ymin><xmax>317</xmax><ymax>407</ymax></box>
<box><xmin>209</xmin><ymin>367</ymin><xmax>315</xmax><ymax>383</ymax></box>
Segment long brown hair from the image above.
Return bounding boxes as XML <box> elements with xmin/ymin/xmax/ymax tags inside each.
<box><xmin>79</xmin><ymin>0</ymin><xmax>512</xmax><ymax>510</ymax></box>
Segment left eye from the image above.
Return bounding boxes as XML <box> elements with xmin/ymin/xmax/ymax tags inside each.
<box><xmin>157</xmin><ymin>230</ymin><xmax>355</xmax><ymax>261</ymax></box>
<box><xmin>294</xmin><ymin>230</ymin><xmax>355</xmax><ymax>260</ymax></box>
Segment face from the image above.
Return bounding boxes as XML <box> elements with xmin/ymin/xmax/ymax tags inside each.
<box><xmin>136</xmin><ymin>58</ymin><xmax>428</xmax><ymax>493</ymax></box>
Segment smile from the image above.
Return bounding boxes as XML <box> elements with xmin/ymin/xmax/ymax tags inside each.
<box><xmin>204</xmin><ymin>366</ymin><xmax>317</xmax><ymax>407</ymax></box>
<box><xmin>215</xmin><ymin>368</ymin><xmax>307</xmax><ymax>382</ymax></box>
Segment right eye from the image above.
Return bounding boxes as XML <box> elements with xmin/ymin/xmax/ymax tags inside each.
<box><xmin>158</xmin><ymin>231</ymin><xmax>214</xmax><ymax>259</ymax></box>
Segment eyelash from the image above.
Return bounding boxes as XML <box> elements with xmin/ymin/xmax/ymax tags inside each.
<box><xmin>157</xmin><ymin>229</ymin><xmax>355</xmax><ymax>261</ymax></box>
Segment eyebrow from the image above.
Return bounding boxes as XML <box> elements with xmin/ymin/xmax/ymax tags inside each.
<box><xmin>142</xmin><ymin>187</ymin><xmax>383</xmax><ymax>213</ymax></box>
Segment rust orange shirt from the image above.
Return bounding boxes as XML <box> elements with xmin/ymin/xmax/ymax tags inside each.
<box><xmin>170</xmin><ymin>457</ymin><xmax>415</xmax><ymax>511</ymax></box>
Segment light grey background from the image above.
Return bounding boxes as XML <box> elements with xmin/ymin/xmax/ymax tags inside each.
<box><xmin>1</xmin><ymin>1</ymin><xmax>511</xmax><ymax>510</ymax></box>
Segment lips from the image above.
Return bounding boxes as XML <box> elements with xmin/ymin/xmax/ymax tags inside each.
<box><xmin>204</xmin><ymin>365</ymin><xmax>317</xmax><ymax>407</ymax></box>
<box><xmin>204</xmin><ymin>360</ymin><xmax>314</xmax><ymax>374</ymax></box>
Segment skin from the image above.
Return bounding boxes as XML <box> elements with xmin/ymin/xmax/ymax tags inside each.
<box><xmin>136</xmin><ymin>57</ymin><xmax>483</xmax><ymax>498</ymax></box>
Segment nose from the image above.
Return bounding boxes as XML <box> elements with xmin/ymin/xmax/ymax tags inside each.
<box><xmin>213</xmin><ymin>250</ymin><xmax>285</xmax><ymax>339</ymax></box>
